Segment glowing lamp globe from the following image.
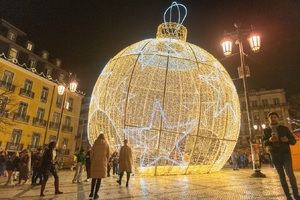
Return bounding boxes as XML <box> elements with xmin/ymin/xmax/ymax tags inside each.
<box><xmin>88</xmin><ymin>2</ymin><xmax>240</xmax><ymax>175</ymax></box>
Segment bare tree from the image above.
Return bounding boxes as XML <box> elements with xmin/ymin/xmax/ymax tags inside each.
<box><xmin>0</xmin><ymin>88</ymin><xmax>19</xmax><ymax>132</ymax></box>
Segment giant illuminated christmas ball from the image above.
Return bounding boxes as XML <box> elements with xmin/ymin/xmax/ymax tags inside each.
<box><xmin>88</xmin><ymin>2</ymin><xmax>240</xmax><ymax>175</ymax></box>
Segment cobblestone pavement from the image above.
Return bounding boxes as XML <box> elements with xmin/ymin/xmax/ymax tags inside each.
<box><xmin>0</xmin><ymin>167</ymin><xmax>299</xmax><ymax>200</ymax></box>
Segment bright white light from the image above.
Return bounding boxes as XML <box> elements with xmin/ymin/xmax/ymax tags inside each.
<box><xmin>221</xmin><ymin>40</ymin><xmax>232</xmax><ymax>56</ymax></box>
<box><xmin>88</xmin><ymin>2</ymin><xmax>240</xmax><ymax>176</ymax></box>
<box><xmin>57</xmin><ymin>84</ymin><xmax>65</xmax><ymax>95</ymax></box>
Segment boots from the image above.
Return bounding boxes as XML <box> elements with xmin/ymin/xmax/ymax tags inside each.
<box><xmin>54</xmin><ymin>177</ymin><xmax>63</xmax><ymax>195</ymax></box>
<box><xmin>40</xmin><ymin>181</ymin><xmax>46</xmax><ymax>197</ymax></box>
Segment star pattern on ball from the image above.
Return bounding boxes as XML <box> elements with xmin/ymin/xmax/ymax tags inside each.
<box><xmin>123</xmin><ymin>99</ymin><xmax>197</xmax><ymax>167</ymax></box>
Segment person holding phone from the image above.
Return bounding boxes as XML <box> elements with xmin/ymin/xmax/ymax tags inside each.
<box><xmin>263</xmin><ymin>112</ymin><xmax>299</xmax><ymax>200</ymax></box>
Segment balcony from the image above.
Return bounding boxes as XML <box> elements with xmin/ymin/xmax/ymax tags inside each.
<box><xmin>49</xmin><ymin>121</ymin><xmax>59</xmax><ymax>130</ymax></box>
<box><xmin>56</xmin><ymin>102</ymin><xmax>62</xmax><ymax>108</ymax></box>
<box><xmin>62</xmin><ymin>125</ymin><xmax>73</xmax><ymax>133</ymax></box>
<box><xmin>19</xmin><ymin>88</ymin><xmax>35</xmax><ymax>98</ymax></box>
<box><xmin>27</xmin><ymin>144</ymin><xmax>42</xmax><ymax>151</ymax></box>
<box><xmin>13</xmin><ymin>113</ymin><xmax>30</xmax><ymax>123</ymax></box>
<box><xmin>0</xmin><ymin>110</ymin><xmax>9</xmax><ymax>118</ymax></box>
<box><xmin>40</xmin><ymin>97</ymin><xmax>48</xmax><ymax>103</ymax></box>
<box><xmin>6</xmin><ymin>142</ymin><xmax>23</xmax><ymax>151</ymax></box>
<box><xmin>0</xmin><ymin>80</ymin><xmax>15</xmax><ymax>92</ymax></box>
<box><xmin>32</xmin><ymin>117</ymin><xmax>47</xmax><ymax>127</ymax></box>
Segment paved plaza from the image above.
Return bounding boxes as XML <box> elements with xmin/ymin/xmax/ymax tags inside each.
<box><xmin>0</xmin><ymin>167</ymin><xmax>299</xmax><ymax>200</ymax></box>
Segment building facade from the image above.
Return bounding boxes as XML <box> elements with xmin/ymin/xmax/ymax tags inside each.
<box><xmin>237</xmin><ymin>88</ymin><xmax>290</xmax><ymax>149</ymax></box>
<box><xmin>75</xmin><ymin>97</ymin><xmax>90</xmax><ymax>152</ymax></box>
<box><xmin>0</xmin><ymin>19</ymin><xmax>83</xmax><ymax>156</ymax></box>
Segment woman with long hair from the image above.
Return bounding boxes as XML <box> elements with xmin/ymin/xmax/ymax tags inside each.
<box><xmin>89</xmin><ymin>134</ymin><xmax>110</xmax><ymax>200</ymax></box>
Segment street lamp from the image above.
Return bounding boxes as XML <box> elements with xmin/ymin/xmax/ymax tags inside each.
<box><xmin>57</xmin><ymin>84</ymin><xmax>66</xmax><ymax>95</ymax></box>
<box><xmin>56</xmin><ymin>79</ymin><xmax>78</xmax><ymax>147</ymax></box>
<box><xmin>221</xmin><ymin>23</ymin><xmax>266</xmax><ymax>178</ymax></box>
<box><xmin>248</xmin><ymin>33</ymin><xmax>261</xmax><ymax>52</ymax></box>
<box><xmin>221</xmin><ymin>38</ymin><xmax>233</xmax><ymax>56</ymax></box>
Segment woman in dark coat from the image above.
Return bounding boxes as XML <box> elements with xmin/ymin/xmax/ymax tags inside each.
<box><xmin>5</xmin><ymin>152</ymin><xmax>17</xmax><ymax>185</ymax></box>
<box><xmin>40</xmin><ymin>142</ymin><xmax>63</xmax><ymax>197</ymax></box>
<box><xmin>18</xmin><ymin>150</ymin><xmax>29</xmax><ymax>184</ymax></box>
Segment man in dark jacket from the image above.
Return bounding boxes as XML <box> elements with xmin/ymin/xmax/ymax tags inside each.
<box><xmin>31</xmin><ymin>148</ymin><xmax>43</xmax><ymax>185</ymax></box>
<box><xmin>263</xmin><ymin>112</ymin><xmax>299</xmax><ymax>200</ymax></box>
<box><xmin>40</xmin><ymin>142</ymin><xmax>63</xmax><ymax>197</ymax></box>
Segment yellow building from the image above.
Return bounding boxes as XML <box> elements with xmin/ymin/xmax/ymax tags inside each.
<box><xmin>0</xmin><ymin>19</ymin><xmax>83</xmax><ymax>156</ymax></box>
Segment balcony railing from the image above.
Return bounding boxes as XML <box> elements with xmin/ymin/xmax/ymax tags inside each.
<box><xmin>32</xmin><ymin>117</ymin><xmax>47</xmax><ymax>127</ymax></box>
<box><xmin>13</xmin><ymin>113</ymin><xmax>30</xmax><ymax>123</ymax></box>
<box><xmin>241</xmin><ymin>103</ymin><xmax>288</xmax><ymax>110</ymax></box>
<box><xmin>0</xmin><ymin>80</ymin><xmax>15</xmax><ymax>92</ymax></box>
<box><xmin>19</xmin><ymin>88</ymin><xmax>35</xmax><ymax>98</ymax></box>
<box><xmin>6</xmin><ymin>142</ymin><xmax>23</xmax><ymax>151</ymax></box>
<box><xmin>62</xmin><ymin>125</ymin><xmax>73</xmax><ymax>133</ymax></box>
<box><xmin>40</xmin><ymin>97</ymin><xmax>48</xmax><ymax>103</ymax></box>
<box><xmin>0</xmin><ymin>110</ymin><xmax>9</xmax><ymax>118</ymax></box>
<box><xmin>56</xmin><ymin>102</ymin><xmax>62</xmax><ymax>108</ymax></box>
<box><xmin>49</xmin><ymin>121</ymin><xmax>59</xmax><ymax>130</ymax></box>
<box><xmin>27</xmin><ymin>144</ymin><xmax>42</xmax><ymax>151</ymax></box>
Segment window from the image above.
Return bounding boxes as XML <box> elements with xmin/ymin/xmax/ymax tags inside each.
<box><xmin>7</xmin><ymin>31</ymin><xmax>16</xmax><ymax>41</ymax></box>
<box><xmin>17</xmin><ymin>102</ymin><xmax>28</xmax><ymax>117</ymax></box>
<box><xmin>264</xmin><ymin>111</ymin><xmax>269</xmax><ymax>119</ymax></box>
<box><xmin>29</xmin><ymin>59</ymin><xmax>36</xmax><ymax>68</ymax></box>
<box><xmin>49</xmin><ymin>135</ymin><xmax>57</xmax><ymax>143</ymax></box>
<box><xmin>0</xmin><ymin>96</ymin><xmax>8</xmax><ymax>113</ymax></box>
<box><xmin>36</xmin><ymin>108</ymin><xmax>45</xmax><ymax>120</ymax></box>
<box><xmin>42</xmin><ymin>51</ymin><xmax>49</xmax><ymax>59</ymax></box>
<box><xmin>62</xmin><ymin>138</ymin><xmax>68</xmax><ymax>148</ymax></box>
<box><xmin>262</xmin><ymin>99</ymin><xmax>268</xmax><ymax>106</ymax></box>
<box><xmin>64</xmin><ymin>116</ymin><xmax>71</xmax><ymax>127</ymax></box>
<box><xmin>66</xmin><ymin>97</ymin><xmax>73</xmax><ymax>111</ymax></box>
<box><xmin>53</xmin><ymin>112</ymin><xmax>60</xmax><ymax>123</ymax></box>
<box><xmin>55</xmin><ymin>59</ymin><xmax>61</xmax><ymax>67</ymax></box>
<box><xmin>26</xmin><ymin>42</ymin><xmax>33</xmax><ymax>51</ymax></box>
<box><xmin>46</xmin><ymin>68</ymin><xmax>52</xmax><ymax>76</ymax></box>
<box><xmin>2</xmin><ymin>70</ymin><xmax>14</xmax><ymax>84</ymax></box>
<box><xmin>241</xmin><ymin>101</ymin><xmax>246</xmax><ymax>109</ymax></box>
<box><xmin>11</xmin><ymin>129</ymin><xmax>22</xmax><ymax>144</ymax></box>
<box><xmin>24</xmin><ymin>79</ymin><xmax>33</xmax><ymax>91</ymax></box>
<box><xmin>253</xmin><ymin>112</ymin><xmax>260</xmax><ymax>121</ymax></box>
<box><xmin>56</xmin><ymin>95</ymin><xmax>63</xmax><ymax>108</ymax></box>
<box><xmin>251</xmin><ymin>100</ymin><xmax>258</xmax><ymax>108</ymax></box>
<box><xmin>273</xmin><ymin>98</ymin><xmax>280</xmax><ymax>105</ymax></box>
<box><xmin>31</xmin><ymin>133</ymin><xmax>40</xmax><ymax>147</ymax></box>
<box><xmin>41</xmin><ymin>87</ymin><xmax>49</xmax><ymax>102</ymax></box>
<box><xmin>8</xmin><ymin>48</ymin><xmax>18</xmax><ymax>59</ymax></box>
<box><xmin>58</xmin><ymin>73</ymin><xmax>65</xmax><ymax>82</ymax></box>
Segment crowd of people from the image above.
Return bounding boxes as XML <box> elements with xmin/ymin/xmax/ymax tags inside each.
<box><xmin>0</xmin><ymin>149</ymin><xmax>32</xmax><ymax>185</ymax></box>
<box><xmin>0</xmin><ymin>111</ymin><xmax>299</xmax><ymax>200</ymax></box>
<box><xmin>0</xmin><ymin>135</ymin><xmax>133</xmax><ymax>200</ymax></box>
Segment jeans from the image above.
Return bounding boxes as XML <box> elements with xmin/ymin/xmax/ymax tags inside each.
<box><xmin>72</xmin><ymin>162</ymin><xmax>83</xmax><ymax>182</ymax></box>
<box><xmin>272</xmin><ymin>153</ymin><xmax>299</xmax><ymax>199</ymax></box>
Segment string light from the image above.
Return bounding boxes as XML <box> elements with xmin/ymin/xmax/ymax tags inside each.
<box><xmin>88</xmin><ymin>2</ymin><xmax>240</xmax><ymax>175</ymax></box>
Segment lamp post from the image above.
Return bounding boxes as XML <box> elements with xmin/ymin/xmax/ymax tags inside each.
<box><xmin>221</xmin><ymin>23</ymin><xmax>265</xmax><ymax>178</ymax></box>
<box><xmin>56</xmin><ymin>79</ymin><xmax>78</xmax><ymax>148</ymax></box>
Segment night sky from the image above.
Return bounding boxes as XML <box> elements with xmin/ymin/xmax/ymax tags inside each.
<box><xmin>1</xmin><ymin>0</ymin><xmax>300</xmax><ymax>97</ymax></box>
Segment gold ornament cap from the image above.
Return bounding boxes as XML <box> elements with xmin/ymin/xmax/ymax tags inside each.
<box><xmin>156</xmin><ymin>2</ymin><xmax>188</xmax><ymax>41</ymax></box>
